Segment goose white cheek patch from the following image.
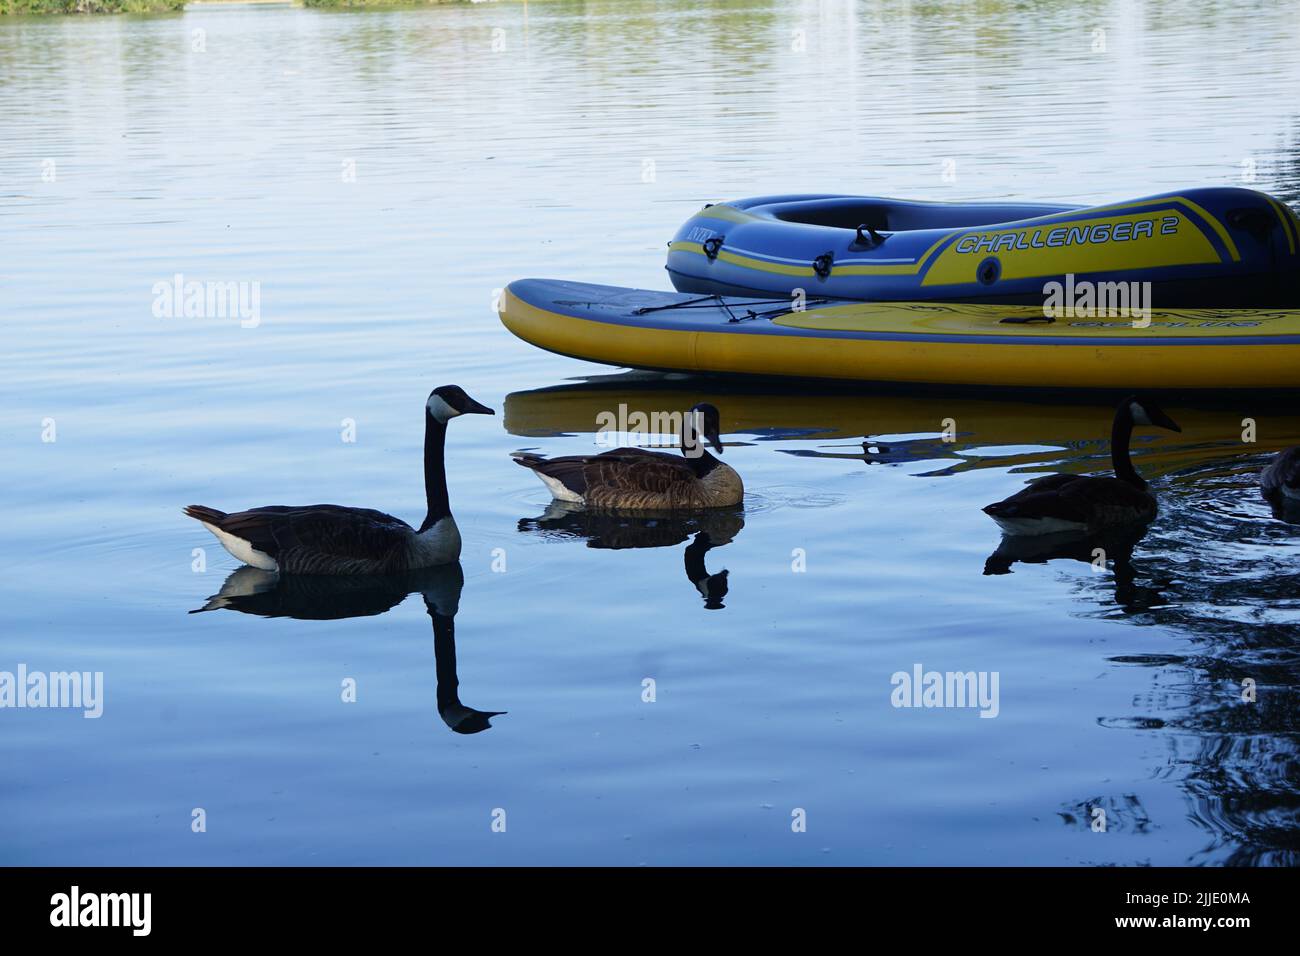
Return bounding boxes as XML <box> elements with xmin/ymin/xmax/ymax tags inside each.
<box><xmin>427</xmin><ymin>394</ymin><xmax>459</xmax><ymax>422</ymax></box>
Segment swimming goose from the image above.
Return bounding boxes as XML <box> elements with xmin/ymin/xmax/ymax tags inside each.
<box><xmin>1260</xmin><ymin>447</ymin><xmax>1300</xmax><ymax>508</ymax></box>
<box><xmin>184</xmin><ymin>385</ymin><xmax>493</xmax><ymax>574</ymax></box>
<box><xmin>982</xmin><ymin>396</ymin><xmax>1181</xmax><ymax>536</ymax></box>
<box><xmin>511</xmin><ymin>402</ymin><xmax>743</xmax><ymax>509</ymax></box>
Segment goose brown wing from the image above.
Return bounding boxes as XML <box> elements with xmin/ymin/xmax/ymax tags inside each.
<box><xmin>1055</xmin><ymin>476</ymin><xmax>1155</xmax><ymax>514</ymax></box>
<box><xmin>521</xmin><ymin>448</ymin><xmax>693</xmax><ymax>497</ymax></box>
<box><xmin>585</xmin><ymin>448</ymin><xmax>696</xmax><ymax>495</ymax></box>
<box><xmin>984</xmin><ymin>476</ymin><xmax>1092</xmax><ymax>523</ymax></box>
<box><xmin>213</xmin><ymin>505</ymin><xmax>414</xmax><ymax>565</ymax></box>
<box><xmin>985</xmin><ymin>475</ymin><xmax>1150</xmax><ymax>523</ymax></box>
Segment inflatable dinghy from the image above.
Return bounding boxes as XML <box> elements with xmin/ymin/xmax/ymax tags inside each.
<box><xmin>666</xmin><ymin>187</ymin><xmax>1300</xmax><ymax>306</ymax></box>
<box><xmin>499</xmin><ymin>278</ymin><xmax>1300</xmax><ymax>389</ymax></box>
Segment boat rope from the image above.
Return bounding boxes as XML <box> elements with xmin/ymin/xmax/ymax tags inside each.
<box><xmin>633</xmin><ymin>294</ymin><xmax>831</xmax><ymax>322</ymax></box>
<box><xmin>632</xmin><ymin>294</ymin><xmax>729</xmax><ymax>314</ymax></box>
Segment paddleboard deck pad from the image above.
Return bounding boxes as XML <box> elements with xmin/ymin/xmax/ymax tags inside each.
<box><xmin>500</xmin><ymin>278</ymin><xmax>1300</xmax><ymax>389</ymax></box>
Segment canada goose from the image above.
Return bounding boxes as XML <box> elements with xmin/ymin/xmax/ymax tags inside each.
<box><xmin>1261</xmin><ymin>447</ymin><xmax>1300</xmax><ymax>508</ymax></box>
<box><xmin>982</xmin><ymin>396</ymin><xmax>1181</xmax><ymax>536</ymax></box>
<box><xmin>185</xmin><ymin>385</ymin><xmax>493</xmax><ymax>574</ymax></box>
<box><xmin>512</xmin><ymin>402</ymin><xmax>743</xmax><ymax>509</ymax></box>
<box><xmin>192</xmin><ymin>563</ymin><xmax>505</xmax><ymax>734</ymax></box>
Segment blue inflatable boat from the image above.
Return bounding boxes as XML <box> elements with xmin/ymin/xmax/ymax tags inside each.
<box><xmin>666</xmin><ymin>187</ymin><xmax>1300</xmax><ymax>307</ymax></box>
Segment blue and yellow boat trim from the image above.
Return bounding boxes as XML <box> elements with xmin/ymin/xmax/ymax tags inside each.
<box><xmin>666</xmin><ymin>187</ymin><xmax>1300</xmax><ymax>306</ymax></box>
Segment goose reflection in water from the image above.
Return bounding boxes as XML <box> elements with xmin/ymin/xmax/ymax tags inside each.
<box><xmin>518</xmin><ymin>502</ymin><xmax>743</xmax><ymax>610</ymax></box>
<box><xmin>984</xmin><ymin>460</ymin><xmax>1300</xmax><ymax>863</ymax></box>
<box><xmin>982</xmin><ymin>524</ymin><xmax>1168</xmax><ymax>613</ymax></box>
<box><xmin>508</xmin><ymin>375</ymin><xmax>1300</xmax><ymax>861</ymax></box>
<box><xmin>191</xmin><ymin>563</ymin><xmax>505</xmax><ymax>734</ymax></box>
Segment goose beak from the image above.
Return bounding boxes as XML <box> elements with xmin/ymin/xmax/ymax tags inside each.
<box><xmin>707</xmin><ymin>428</ymin><xmax>724</xmax><ymax>455</ymax></box>
<box><xmin>463</xmin><ymin>397</ymin><xmax>495</xmax><ymax>416</ymax></box>
<box><xmin>1153</xmin><ymin>409</ymin><xmax>1181</xmax><ymax>433</ymax></box>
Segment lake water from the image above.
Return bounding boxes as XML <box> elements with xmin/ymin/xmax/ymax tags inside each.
<box><xmin>2</xmin><ymin>0</ymin><xmax>1299</xmax><ymax>866</ymax></box>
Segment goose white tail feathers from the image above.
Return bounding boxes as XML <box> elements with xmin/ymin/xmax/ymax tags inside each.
<box><xmin>184</xmin><ymin>505</ymin><xmax>280</xmax><ymax>570</ymax></box>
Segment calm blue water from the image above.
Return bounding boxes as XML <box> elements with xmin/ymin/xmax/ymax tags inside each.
<box><xmin>2</xmin><ymin>0</ymin><xmax>1298</xmax><ymax>866</ymax></box>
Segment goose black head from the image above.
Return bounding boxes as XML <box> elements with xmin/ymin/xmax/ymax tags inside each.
<box><xmin>1120</xmin><ymin>394</ymin><xmax>1181</xmax><ymax>433</ymax></box>
<box><xmin>687</xmin><ymin>402</ymin><xmax>725</xmax><ymax>455</ymax></box>
<box><xmin>428</xmin><ymin>385</ymin><xmax>495</xmax><ymax>422</ymax></box>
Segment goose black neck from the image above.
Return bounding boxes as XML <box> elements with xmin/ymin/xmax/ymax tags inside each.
<box><xmin>1111</xmin><ymin>408</ymin><xmax>1143</xmax><ymax>487</ymax></box>
<box><xmin>420</xmin><ymin>412</ymin><xmax>451</xmax><ymax>532</ymax></box>
<box><xmin>680</xmin><ymin>426</ymin><xmax>721</xmax><ymax>477</ymax></box>
<box><xmin>429</xmin><ymin>608</ymin><xmax>461</xmax><ymax>715</ymax></box>
<box><xmin>685</xmin><ymin>447</ymin><xmax>721</xmax><ymax>478</ymax></box>
<box><xmin>684</xmin><ymin>533</ymin><xmax>713</xmax><ymax>581</ymax></box>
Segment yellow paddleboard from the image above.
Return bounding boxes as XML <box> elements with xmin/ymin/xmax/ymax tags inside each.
<box><xmin>501</xmin><ymin>279</ymin><xmax>1300</xmax><ymax>390</ymax></box>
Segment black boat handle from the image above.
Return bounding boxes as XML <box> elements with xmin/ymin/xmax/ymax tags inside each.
<box><xmin>813</xmin><ymin>252</ymin><xmax>834</xmax><ymax>278</ymax></box>
<box><xmin>855</xmin><ymin>224</ymin><xmax>887</xmax><ymax>246</ymax></box>
<box><xmin>702</xmin><ymin>236</ymin><xmax>723</xmax><ymax>261</ymax></box>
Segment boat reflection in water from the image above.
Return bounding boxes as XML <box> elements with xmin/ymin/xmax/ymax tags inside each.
<box><xmin>505</xmin><ymin>371</ymin><xmax>1300</xmax><ymax>478</ymax></box>
<box><xmin>518</xmin><ymin>502</ymin><xmax>743</xmax><ymax>610</ymax></box>
<box><xmin>507</xmin><ymin>373</ymin><xmax>1300</xmax><ymax>864</ymax></box>
<box><xmin>192</xmin><ymin>563</ymin><xmax>505</xmax><ymax>734</ymax></box>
